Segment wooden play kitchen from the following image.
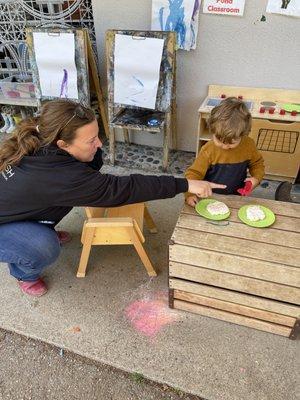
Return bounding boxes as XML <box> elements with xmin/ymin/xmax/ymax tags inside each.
<box><xmin>197</xmin><ymin>85</ymin><xmax>300</xmax><ymax>182</ymax></box>
<box><xmin>169</xmin><ymin>194</ymin><xmax>300</xmax><ymax>339</ymax></box>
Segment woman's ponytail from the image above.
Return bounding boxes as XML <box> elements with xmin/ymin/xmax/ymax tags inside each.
<box><xmin>0</xmin><ymin>117</ymin><xmax>40</xmax><ymax>173</ymax></box>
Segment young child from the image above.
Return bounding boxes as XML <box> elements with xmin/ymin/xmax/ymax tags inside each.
<box><xmin>185</xmin><ymin>97</ymin><xmax>265</xmax><ymax>206</ymax></box>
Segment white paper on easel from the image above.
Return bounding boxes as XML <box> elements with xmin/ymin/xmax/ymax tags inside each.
<box><xmin>266</xmin><ymin>0</ymin><xmax>300</xmax><ymax>17</ymax></box>
<box><xmin>33</xmin><ymin>32</ymin><xmax>79</xmax><ymax>99</ymax></box>
<box><xmin>114</xmin><ymin>34</ymin><xmax>164</xmax><ymax>109</ymax></box>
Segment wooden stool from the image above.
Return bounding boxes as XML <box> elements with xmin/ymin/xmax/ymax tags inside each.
<box><xmin>77</xmin><ymin>203</ymin><xmax>157</xmax><ymax>278</ymax></box>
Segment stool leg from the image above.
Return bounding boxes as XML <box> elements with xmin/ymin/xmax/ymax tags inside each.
<box><xmin>129</xmin><ymin>228</ymin><xmax>157</xmax><ymax>277</ymax></box>
<box><xmin>77</xmin><ymin>227</ymin><xmax>95</xmax><ymax>278</ymax></box>
<box><xmin>144</xmin><ymin>205</ymin><xmax>158</xmax><ymax>234</ymax></box>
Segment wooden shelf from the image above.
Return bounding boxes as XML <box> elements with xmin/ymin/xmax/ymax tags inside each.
<box><xmin>0</xmin><ymin>97</ymin><xmax>39</xmax><ymax>107</ymax></box>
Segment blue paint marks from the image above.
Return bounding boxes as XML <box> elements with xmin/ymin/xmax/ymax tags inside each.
<box><xmin>133</xmin><ymin>76</ymin><xmax>144</xmax><ymax>87</ymax></box>
<box><xmin>159</xmin><ymin>0</ymin><xmax>187</xmax><ymax>49</ymax></box>
<box><xmin>127</xmin><ymin>75</ymin><xmax>145</xmax><ymax>100</ymax></box>
<box><xmin>60</xmin><ymin>68</ymin><xmax>68</xmax><ymax>98</ymax></box>
<box><xmin>154</xmin><ymin>0</ymin><xmax>200</xmax><ymax>50</ymax></box>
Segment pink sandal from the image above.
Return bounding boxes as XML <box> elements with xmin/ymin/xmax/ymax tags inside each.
<box><xmin>56</xmin><ymin>230</ymin><xmax>72</xmax><ymax>245</ymax></box>
<box><xmin>18</xmin><ymin>278</ymin><xmax>48</xmax><ymax>297</ymax></box>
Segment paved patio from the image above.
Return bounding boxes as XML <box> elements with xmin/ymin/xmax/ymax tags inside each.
<box><xmin>0</xmin><ymin>163</ymin><xmax>298</xmax><ymax>400</ymax></box>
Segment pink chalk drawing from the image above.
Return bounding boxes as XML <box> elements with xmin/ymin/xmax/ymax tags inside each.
<box><xmin>125</xmin><ymin>291</ymin><xmax>178</xmax><ymax>338</ymax></box>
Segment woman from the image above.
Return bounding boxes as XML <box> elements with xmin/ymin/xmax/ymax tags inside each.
<box><xmin>0</xmin><ymin>100</ymin><xmax>225</xmax><ymax>297</ymax></box>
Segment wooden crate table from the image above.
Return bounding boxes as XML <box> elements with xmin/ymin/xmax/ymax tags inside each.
<box><xmin>169</xmin><ymin>195</ymin><xmax>300</xmax><ymax>339</ymax></box>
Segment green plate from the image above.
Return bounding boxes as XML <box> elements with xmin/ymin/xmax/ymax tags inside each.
<box><xmin>282</xmin><ymin>103</ymin><xmax>300</xmax><ymax>113</ymax></box>
<box><xmin>195</xmin><ymin>199</ymin><xmax>230</xmax><ymax>221</ymax></box>
<box><xmin>238</xmin><ymin>205</ymin><xmax>275</xmax><ymax>228</ymax></box>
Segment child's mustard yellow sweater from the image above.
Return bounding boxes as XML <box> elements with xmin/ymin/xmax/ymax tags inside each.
<box><xmin>185</xmin><ymin>136</ymin><xmax>265</xmax><ymax>196</ymax></box>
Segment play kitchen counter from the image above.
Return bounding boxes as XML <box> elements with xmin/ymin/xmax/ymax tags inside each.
<box><xmin>169</xmin><ymin>194</ymin><xmax>300</xmax><ymax>338</ymax></box>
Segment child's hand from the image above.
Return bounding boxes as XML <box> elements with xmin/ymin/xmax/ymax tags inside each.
<box><xmin>245</xmin><ymin>176</ymin><xmax>259</xmax><ymax>189</ymax></box>
<box><xmin>237</xmin><ymin>177</ymin><xmax>258</xmax><ymax>196</ymax></box>
<box><xmin>186</xmin><ymin>195</ymin><xmax>198</xmax><ymax>207</ymax></box>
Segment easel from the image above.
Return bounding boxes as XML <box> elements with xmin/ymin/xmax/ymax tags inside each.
<box><xmin>106</xmin><ymin>30</ymin><xmax>177</xmax><ymax>171</ymax></box>
<box><xmin>26</xmin><ymin>28</ymin><xmax>109</xmax><ymax>138</ymax></box>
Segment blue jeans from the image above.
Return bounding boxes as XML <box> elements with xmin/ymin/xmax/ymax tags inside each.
<box><xmin>0</xmin><ymin>221</ymin><xmax>61</xmax><ymax>281</ymax></box>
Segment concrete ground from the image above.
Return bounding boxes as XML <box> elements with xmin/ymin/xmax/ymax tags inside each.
<box><xmin>0</xmin><ymin>165</ymin><xmax>298</xmax><ymax>400</ymax></box>
<box><xmin>0</xmin><ymin>329</ymin><xmax>199</xmax><ymax>400</ymax></box>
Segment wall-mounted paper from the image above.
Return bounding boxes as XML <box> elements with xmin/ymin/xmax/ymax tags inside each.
<box><xmin>32</xmin><ymin>32</ymin><xmax>78</xmax><ymax>99</ymax></box>
<box><xmin>190</xmin><ymin>0</ymin><xmax>201</xmax><ymax>50</ymax></box>
<box><xmin>114</xmin><ymin>34</ymin><xmax>164</xmax><ymax>109</ymax></box>
<box><xmin>151</xmin><ymin>0</ymin><xmax>198</xmax><ymax>51</ymax></box>
<box><xmin>203</xmin><ymin>0</ymin><xmax>245</xmax><ymax>16</ymax></box>
<box><xmin>266</xmin><ymin>0</ymin><xmax>300</xmax><ymax>17</ymax></box>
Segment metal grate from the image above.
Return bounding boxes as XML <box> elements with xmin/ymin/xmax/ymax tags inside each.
<box><xmin>257</xmin><ymin>128</ymin><xmax>299</xmax><ymax>154</ymax></box>
<box><xmin>0</xmin><ymin>0</ymin><xmax>96</xmax><ymax>81</ymax></box>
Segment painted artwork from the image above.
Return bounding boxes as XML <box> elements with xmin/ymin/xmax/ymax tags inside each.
<box><xmin>266</xmin><ymin>0</ymin><xmax>300</xmax><ymax>17</ymax></box>
<box><xmin>202</xmin><ymin>0</ymin><xmax>245</xmax><ymax>16</ymax></box>
<box><xmin>32</xmin><ymin>32</ymin><xmax>78</xmax><ymax>99</ymax></box>
<box><xmin>190</xmin><ymin>0</ymin><xmax>201</xmax><ymax>49</ymax></box>
<box><xmin>151</xmin><ymin>0</ymin><xmax>200</xmax><ymax>51</ymax></box>
<box><xmin>114</xmin><ymin>34</ymin><xmax>164</xmax><ymax>109</ymax></box>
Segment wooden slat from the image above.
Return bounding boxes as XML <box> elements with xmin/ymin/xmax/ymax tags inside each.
<box><xmin>169</xmin><ymin>262</ymin><xmax>300</xmax><ymax>304</ymax></box>
<box><xmin>86</xmin><ymin>217</ymin><xmax>134</xmax><ymax>228</ymax></box>
<box><xmin>169</xmin><ymin>244</ymin><xmax>300</xmax><ymax>287</ymax></box>
<box><xmin>172</xmin><ymin>228</ymin><xmax>300</xmax><ymax>268</ymax></box>
<box><xmin>181</xmin><ymin>206</ymin><xmax>300</xmax><ymax>234</ymax></box>
<box><xmin>174</xmin><ymin>290</ymin><xmax>296</xmax><ymax>327</ymax></box>
<box><xmin>176</xmin><ymin>213</ymin><xmax>300</xmax><ymax>249</ymax></box>
<box><xmin>173</xmin><ymin>299</ymin><xmax>292</xmax><ymax>337</ymax></box>
<box><xmin>92</xmin><ymin>227</ymin><xmax>133</xmax><ymax>245</ymax></box>
<box><xmin>106</xmin><ymin>203</ymin><xmax>144</xmax><ymax>232</ymax></box>
<box><xmin>169</xmin><ymin>279</ymin><xmax>300</xmax><ymax>317</ymax></box>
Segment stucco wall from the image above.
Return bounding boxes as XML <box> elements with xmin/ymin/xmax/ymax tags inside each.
<box><xmin>92</xmin><ymin>0</ymin><xmax>300</xmax><ymax>152</ymax></box>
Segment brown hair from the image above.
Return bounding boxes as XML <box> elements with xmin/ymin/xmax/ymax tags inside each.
<box><xmin>208</xmin><ymin>97</ymin><xmax>252</xmax><ymax>144</ymax></box>
<box><xmin>0</xmin><ymin>99</ymin><xmax>95</xmax><ymax>173</ymax></box>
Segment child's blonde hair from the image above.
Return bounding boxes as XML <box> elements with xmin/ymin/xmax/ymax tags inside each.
<box><xmin>208</xmin><ymin>97</ymin><xmax>252</xmax><ymax>144</ymax></box>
